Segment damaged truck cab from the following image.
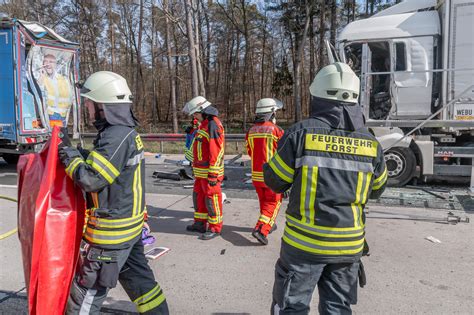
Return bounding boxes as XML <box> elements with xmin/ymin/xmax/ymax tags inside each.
<box><xmin>0</xmin><ymin>16</ymin><xmax>80</xmax><ymax>164</ymax></box>
<box><xmin>335</xmin><ymin>0</ymin><xmax>474</xmax><ymax>189</ymax></box>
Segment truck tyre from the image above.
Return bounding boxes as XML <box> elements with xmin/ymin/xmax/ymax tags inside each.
<box><xmin>2</xmin><ymin>154</ymin><xmax>20</xmax><ymax>165</ymax></box>
<box><xmin>384</xmin><ymin>147</ymin><xmax>416</xmax><ymax>187</ymax></box>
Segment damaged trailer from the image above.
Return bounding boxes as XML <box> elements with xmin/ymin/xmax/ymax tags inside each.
<box><xmin>0</xmin><ymin>15</ymin><xmax>81</xmax><ymax>164</ymax></box>
<box><xmin>333</xmin><ymin>0</ymin><xmax>474</xmax><ymax>190</ymax></box>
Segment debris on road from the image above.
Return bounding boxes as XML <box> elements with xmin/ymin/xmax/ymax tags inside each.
<box><xmin>425</xmin><ymin>236</ymin><xmax>442</xmax><ymax>244</ymax></box>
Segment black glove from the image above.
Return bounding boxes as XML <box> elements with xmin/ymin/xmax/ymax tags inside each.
<box><xmin>208</xmin><ymin>178</ymin><xmax>218</xmax><ymax>187</ymax></box>
<box><xmin>59</xmin><ymin>127</ymin><xmax>72</xmax><ymax>146</ymax></box>
<box><xmin>77</xmin><ymin>143</ymin><xmax>90</xmax><ymax>159</ymax></box>
<box><xmin>59</xmin><ymin>146</ymin><xmax>82</xmax><ymax>168</ymax></box>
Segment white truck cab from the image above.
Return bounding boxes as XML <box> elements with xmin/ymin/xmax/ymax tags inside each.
<box><xmin>334</xmin><ymin>0</ymin><xmax>474</xmax><ymax>190</ymax></box>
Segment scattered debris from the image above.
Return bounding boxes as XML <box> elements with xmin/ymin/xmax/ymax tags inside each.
<box><xmin>425</xmin><ymin>236</ymin><xmax>442</xmax><ymax>244</ymax></box>
<box><xmin>220</xmin><ymin>249</ymin><xmax>226</xmax><ymax>255</ymax></box>
<box><xmin>446</xmin><ymin>212</ymin><xmax>470</xmax><ymax>224</ymax></box>
<box><xmin>224</xmin><ymin>154</ymin><xmax>242</xmax><ymax>165</ymax></box>
<box><xmin>183</xmin><ymin>185</ymin><xmax>194</xmax><ymax>189</ymax></box>
<box><xmin>222</xmin><ymin>192</ymin><xmax>230</xmax><ymax>204</ymax></box>
<box><xmin>245</xmin><ymin>173</ymin><xmax>251</xmax><ymax>177</ymax></box>
<box><xmin>153</xmin><ymin>168</ymin><xmax>193</xmax><ymax>181</ymax></box>
<box><xmin>145</xmin><ymin>247</ymin><xmax>171</xmax><ymax>260</ymax></box>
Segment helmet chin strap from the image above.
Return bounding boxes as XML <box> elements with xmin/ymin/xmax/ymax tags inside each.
<box><xmin>93</xmin><ymin>102</ymin><xmax>104</xmax><ymax>121</ymax></box>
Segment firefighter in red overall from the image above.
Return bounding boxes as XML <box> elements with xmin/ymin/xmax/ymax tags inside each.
<box><xmin>182</xmin><ymin>96</ymin><xmax>225</xmax><ymax>240</ymax></box>
<box><xmin>246</xmin><ymin>98</ymin><xmax>284</xmax><ymax>245</ymax></box>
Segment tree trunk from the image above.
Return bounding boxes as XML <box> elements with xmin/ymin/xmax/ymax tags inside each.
<box><xmin>164</xmin><ymin>0</ymin><xmax>178</xmax><ymax>133</ymax></box>
<box><xmin>294</xmin><ymin>3</ymin><xmax>312</xmax><ymax>122</ymax></box>
<box><xmin>185</xmin><ymin>0</ymin><xmax>199</xmax><ymax>97</ymax></box>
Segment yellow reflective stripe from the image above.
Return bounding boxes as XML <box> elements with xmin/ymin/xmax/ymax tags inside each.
<box><xmin>65</xmin><ymin>157</ymin><xmax>84</xmax><ymax>178</ymax></box>
<box><xmin>373</xmin><ymin>166</ymin><xmax>387</xmax><ymax>184</ymax></box>
<box><xmin>308</xmin><ymin>167</ymin><xmax>318</xmax><ymax>225</ymax></box>
<box><xmin>197</xmin><ymin>141</ymin><xmax>202</xmax><ymax>160</ymax></box>
<box><xmin>300</xmin><ymin>165</ymin><xmax>308</xmax><ymax>222</ymax></box>
<box><xmin>259</xmin><ymin>215</ymin><xmax>271</xmax><ymax>224</ymax></box>
<box><xmin>213</xmin><ymin>194</ymin><xmax>222</xmax><ymax>223</ymax></box>
<box><xmin>88</xmin><ymin>213</ymin><xmax>144</xmax><ymax>228</ymax></box>
<box><xmin>286</xmin><ymin>221</ymin><xmax>363</xmax><ymax>238</ymax></box>
<box><xmin>268</xmin><ymin>157</ymin><xmax>293</xmax><ymax>183</ymax></box>
<box><xmin>269</xmin><ymin>200</ymin><xmax>281</xmax><ymax>225</ymax></box>
<box><xmin>133</xmin><ymin>284</ymin><xmax>161</xmax><ymax>304</ymax></box>
<box><xmin>198</xmin><ymin>130</ymin><xmax>209</xmax><ymax>140</ymax></box>
<box><xmin>373</xmin><ymin>166</ymin><xmax>388</xmax><ymax>190</ymax></box>
<box><xmin>248</xmin><ymin>133</ymin><xmax>278</xmax><ymax>141</ymax></box>
<box><xmin>132</xmin><ymin>165</ymin><xmax>139</xmax><ymax>216</ymax></box>
<box><xmin>89</xmin><ymin>151</ymin><xmax>120</xmax><ymax>176</ymax></box>
<box><xmin>362</xmin><ymin>173</ymin><xmax>372</xmax><ymax>204</ymax></box>
<box><xmin>283</xmin><ymin>233</ymin><xmax>364</xmax><ymax>255</ymax></box>
<box><xmin>351</xmin><ymin>172</ymin><xmax>364</xmax><ymax>228</ymax></box>
<box><xmin>285</xmin><ymin>226</ymin><xmax>364</xmax><ymax>247</ymax></box>
<box><xmin>137</xmin><ymin>163</ymin><xmax>143</xmax><ymax>215</ymax></box>
<box><xmin>136</xmin><ymin>292</ymin><xmax>166</xmax><ymax>313</ymax></box>
<box><xmin>194</xmin><ymin>212</ymin><xmax>208</xmax><ymax>219</ymax></box>
<box><xmin>85</xmin><ymin>224</ymin><xmax>143</xmax><ymax>245</ymax></box>
<box><xmin>286</xmin><ymin>214</ymin><xmax>363</xmax><ymax>232</ymax></box>
<box><xmin>275</xmin><ymin>154</ymin><xmax>294</xmax><ymax>176</ymax></box>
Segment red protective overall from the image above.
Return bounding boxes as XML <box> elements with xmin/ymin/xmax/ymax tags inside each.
<box><xmin>17</xmin><ymin>126</ymin><xmax>86</xmax><ymax>315</ymax></box>
<box><xmin>246</xmin><ymin>121</ymin><xmax>284</xmax><ymax>236</ymax></box>
<box><xmin>192</xmin><ymin>116</ymin><xmax>225</xmax><ymax>232</ymax></box>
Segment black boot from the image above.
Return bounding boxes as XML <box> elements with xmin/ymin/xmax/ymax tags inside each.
<box><xmin>252</xmin><ymin>228</ymin><xmax>268</xmax><ymax>245</ymax></box>
<box><xmin>186</xmin><ymin>221</ymin><xmax>206</xmax><ymax>233</ymax></box>
<box><xmin>200</xmin><ymin>229</ymin><xmax>220</xmax><ymax>240</ymax></box>
<box><xmin>269</xmin><ymin>223</ymin><xmax>277</xmax><ymax>234</ymax></box>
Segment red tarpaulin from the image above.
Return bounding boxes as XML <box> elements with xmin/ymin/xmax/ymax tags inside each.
<box><xmin>17</xmin><ymin>126</ymin><xmax>86</xmax><ymax>314</ymax></box>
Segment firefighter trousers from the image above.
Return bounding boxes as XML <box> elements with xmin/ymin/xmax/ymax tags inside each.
<box><xmin>67</xmin><ymin>237</ymin><xmax>169</xmax><ymax>314</ymax></box>
<box><xmin>192</xmin><ymin>178</ymin><xmax>223</xmax><ymax>232</ymax></box>
<box><xmin>254</xmin><ymin>185</ymin><xmax>282</xmax><ymax>236</ymax></box>
<box><xmin>271</xmin><ymin>243</ymin><xmax>359</xmax><ymax>315</ymax></box>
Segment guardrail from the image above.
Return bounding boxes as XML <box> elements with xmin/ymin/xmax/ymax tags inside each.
<box><xmin>81</xmin><ymin>133</ymin><xmax>246</xmax><ymax>142</ymax></box>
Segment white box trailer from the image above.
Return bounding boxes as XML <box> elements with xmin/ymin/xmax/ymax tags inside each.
<box><xmin>334</xmin><ymin>0</ymin><xmax>474</xmax><ymax>190</ymax></box>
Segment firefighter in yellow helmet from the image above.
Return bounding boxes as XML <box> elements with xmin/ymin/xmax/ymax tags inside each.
<box><xmin>38</xmin><ymin>53</ymin><xmax>74</xmax><ymax>127</ymax></box>
<box><xmin>58</xmin><ymin>71</ymin><xmax>169</xmax><ymax>314</ymax></box>
<box><xmin>264</xmin><ymin>63</ymin><xmax>387</xmax><ymax>314</ymax></box>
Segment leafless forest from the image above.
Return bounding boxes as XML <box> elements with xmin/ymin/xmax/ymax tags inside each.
<box><xmin>0</xmin><ymin>0</ymin><xmax>400</xmax><ymax>132</ymax></box>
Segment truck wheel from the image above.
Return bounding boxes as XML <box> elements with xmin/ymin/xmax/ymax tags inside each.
<box><xmin>384</xmin><ymin>147</ymin><xmax>416</xmax><ymax>187</ymax></box>
<box><xmin>2</xmin><ymin>154</ymin><xmax>20</xmax><ymax>165</ymax></box>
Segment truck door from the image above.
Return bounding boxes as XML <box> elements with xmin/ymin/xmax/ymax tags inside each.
<box><xmin>0</xmin><ymin>29</ymin><xmax>16</xmax><ymax>142</ymax></box>
<box><xmin>391</xmin><ymin>37</ymin><xmax>434</xmax><ymax>118</ymax></box>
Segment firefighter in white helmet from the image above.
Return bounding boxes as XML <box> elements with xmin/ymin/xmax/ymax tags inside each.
<box><xmin>183</xmin><ymin>96</ymin><xmax>225</xmax><ymax>240</ymax></box>
<box><xmin>58</xmin><ymin>71</ymin><xmax>169</xmax><ymax>314</ymax></box>
<box><xmin>264</xmin><ymin>63</ymin><xmax>387</xmax><ymax>314</ymax></box>
<box><xmin>245</xmin><ymin>98</ymin><xmax>284</xmax><ymax>245</ymax></box>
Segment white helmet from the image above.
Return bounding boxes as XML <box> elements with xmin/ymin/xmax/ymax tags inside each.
<box><xmin>182</xmin><ymin>96</ymin><xmax>211</xmax><ymax>115</ymax></box>
<box><xmin>256</xmin><ymin>98</ymin><xmax>283</xmax><ymax>114</ymax></box>
<box><xmin>81</xmin><ymin>71</ymin><xmax>133</xmax><ymax>104</ymax></box>
<box><xmin>309</xmin><ymin>62</ymin><xmax>360</xmax><ymax>103</ymax></box>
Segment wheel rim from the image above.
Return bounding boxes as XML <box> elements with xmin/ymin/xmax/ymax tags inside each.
<box><xmin>385</xmin><ymin>152</ymin><xmax>405</xmax><ymax>177</ymax></box>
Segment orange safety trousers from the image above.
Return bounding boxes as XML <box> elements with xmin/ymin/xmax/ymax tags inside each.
<box><xmin>192</xmin><ymin>178</ymin><xmax>223</xmax><ymax>233</ymax></box>
<box><xmin>254</xmin><ymin>185</ymin><xmax>282</xmax><ymax>236</ymax></box>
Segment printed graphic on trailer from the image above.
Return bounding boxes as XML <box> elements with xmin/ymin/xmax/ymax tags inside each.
<box><xmin>26</xmin><ymin>46</ymin><xmax>76</xmax><ymax>128</ymax></box>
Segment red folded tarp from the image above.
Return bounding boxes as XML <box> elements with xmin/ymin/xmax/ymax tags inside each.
<box><xmin>17</xmin><ymin>126</ymin><xmax>86</xmax><ymax>314</ymax></box>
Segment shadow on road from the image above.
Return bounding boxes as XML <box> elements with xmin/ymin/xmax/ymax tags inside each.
<box><xmin>146</xmin><ymin>205</ymin><xmax>261</xmax><ymax>247</ymax></box>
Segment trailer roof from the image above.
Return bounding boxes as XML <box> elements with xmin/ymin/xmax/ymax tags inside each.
<box><xmin>17</xmin><ymin>19</ymin><xmax>78</xmax><ymax>46</ymax></box>
<box><xmin>339</xmin><ymin>11</ymin><xmax>440</xmax><ymax>42</ymax></box>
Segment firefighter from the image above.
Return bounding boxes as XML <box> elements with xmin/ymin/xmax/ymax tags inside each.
<box><xmin>246</xmin><ymin>98</ymin><xmax>284</xmax><ymax>245</ymax></box>
<box><xmin>184</xmin><ymin>117</ymin><xmax>199</xmax><ymax>162</ymax></box>
<box><xmin>182</xmin><ymin>96</ymin><xmax>225</xmax><ymax>240</ymax></box>
<box><xmin>38</xmin><ymin>53</ymin><xmax>74</xmax><ymax>127</ymax></box>
<box><xmin>264</xmin><ymin>63</ymin><xmax>388</xmax><ymax>314</ymax></box>
<box><xmin>58</xmin><ymin>71</ymin><xmax>169</xmax><ymax>314</ymax></box>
